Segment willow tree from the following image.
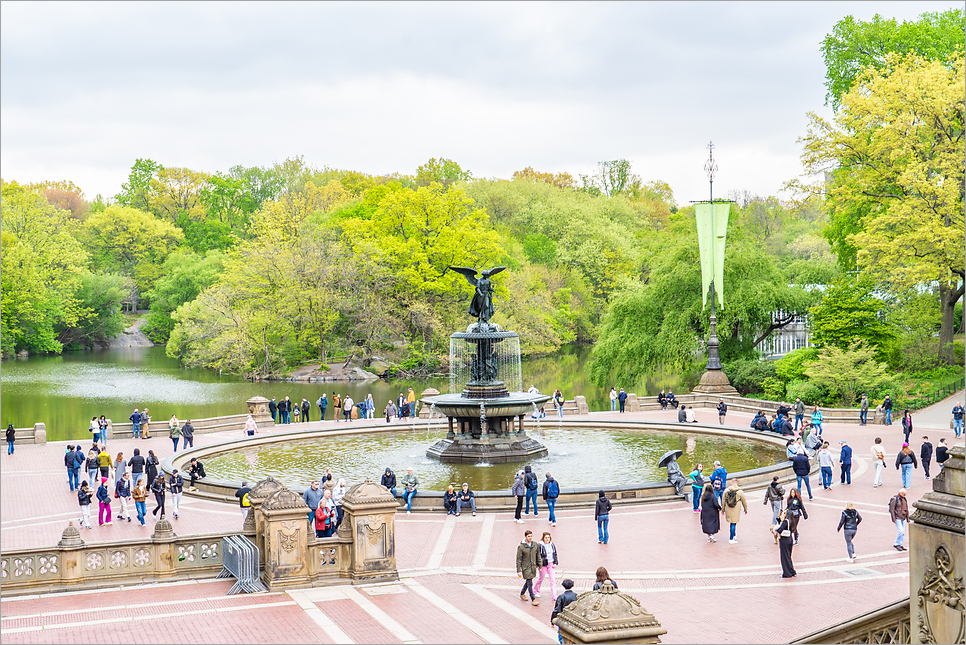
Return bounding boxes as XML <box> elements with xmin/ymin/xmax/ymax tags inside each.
<box><xmin>799</xmin><ymin>53</ymin><xmax>965</xmax><ymax>364</ymax></box>
<box><xmin>589</xmin><ymin>212</ymin><xmax>816</xmax><ymax>386</ymax></box>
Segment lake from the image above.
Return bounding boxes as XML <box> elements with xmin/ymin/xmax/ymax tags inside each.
<box><xmin>1</xmin><ymin>345</ymin><xmax>687</xmax><ymax>442</ymax></box>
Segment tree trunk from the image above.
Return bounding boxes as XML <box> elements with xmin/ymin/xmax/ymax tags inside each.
<box><xmin>939</xmin><ymin>280</ymin><xmax>964</xmax><ymax>365</ymax></box>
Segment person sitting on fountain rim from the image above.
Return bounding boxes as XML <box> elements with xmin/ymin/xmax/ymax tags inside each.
<box><xmin>678</xmin><ymin>406</ymin><xmax>687</xmax><ymax>423</ymax></box>
<box><xmin>457</xmin><ymin>482</ymin><xmax>477</xmax><ymax>516</ymax></box>
<box><xmin>443</xmin><ymin>485</ymin><xmax>458</xmax><ymax>515</ymax></box>
<box><xmin>666</xmin><ymin>391</ymin><xmax>678</xmax><ymax>409</ymax></box>
<box><xmin>658</xmin><ymin>390</ymin><xmax>667</xmax><ymax>410</ymax></box>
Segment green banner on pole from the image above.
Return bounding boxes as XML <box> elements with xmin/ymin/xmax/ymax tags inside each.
<box><xmin>694</xmin><ymin>202</ymin><xmax>730</xmax><ymax>309</ymax></box>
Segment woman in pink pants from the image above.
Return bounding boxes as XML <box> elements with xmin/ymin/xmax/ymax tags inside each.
<box><xmin>533</xmin><ymin>532</ymin><xmax>558</xmax><ymax>600</ymax></box>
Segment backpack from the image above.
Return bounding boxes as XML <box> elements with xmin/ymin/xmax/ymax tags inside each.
<box><xmin>712</xmin><ymin>474</ymin><xmax>724</xmax><ymax>491</ymax></box>
<box><xmin>241</xmin><ymin>492</ymin><xmax>251</xmax><ymax>507</ymax></box>
<box><xmin>526</xmin><ymin>473</ymin><xmax>538</xmax><ymax>491</ymax></box>
<box><xmin>725</xmin><ymin>489</ymin><xmax>738</xmax><ymax>508</ymax></box>
<box><xmin>547</xmin><ymin>480</ymin><xmax>559</xmax><ymax>498</ymax></box>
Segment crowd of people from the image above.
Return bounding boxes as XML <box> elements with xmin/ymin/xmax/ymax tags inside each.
<box><xmin>267</xmin><ymin>389</ymin><xmax>424</xmax><ymax>425</ymax></box>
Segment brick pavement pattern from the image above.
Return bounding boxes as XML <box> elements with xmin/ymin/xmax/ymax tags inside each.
<box><xmin>2</xmin><ymin>400</ymin><xmax>962</xmax><ymax>643</ymax></box>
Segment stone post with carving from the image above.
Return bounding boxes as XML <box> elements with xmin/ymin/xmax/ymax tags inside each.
<box><xmin>909</xmin><ymin>444</ymin><xmax>965</xmax><ymax>645</ymax></box>
<box><xmin>342</xmin><ymin>478</ymin><xmax>399</xmax><ymax>584</ymax></box>
<box><xmin>247</xmin><ymin>476</ymin><xmax>284</xmax><ymax>555</ymax></box>
<box><xmin>260</xmin><ymin>487</ymin><xmax>311</xmax><ymax>590</ymax></box>
<box><xmin>554</xmin><ymin>581</ymin><xmax>667</xmax><ymax>644</ymax></box>
<box><xmin>246</xmin><ymin>396</ymin><xmax>274</xmax><ymax>428</ymax></box>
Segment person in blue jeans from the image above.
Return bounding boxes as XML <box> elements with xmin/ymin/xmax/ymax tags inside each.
<box><xmin>6</xmin><ymin>423</ymin><xmax>15</xmax><ymax>454</ymax></box>
<box><xmin>791</xmin><ymin>448</ymin><xmax>813</xmax><ymax>499</ymax></box>
<box><xmin>883</xmin><ymin>395</ymin><xmax>893</xmax><ymax>425</ymax></box>
<box><xmin>817</xmin><ymin>442</ymin><xmax>834</xmax><ymax>489</ymax></box>
<box><xmin>542</xmin><ymin>473</ymin><xmax>559</xmax><ymax>526</ymax></box>
<box><xmin>609</xmin><ymin>387</ymin><xmax>618</xmax><ymax>411</ymax></box>
<box><xmin>952</xmin><ymin>402</ymin><xmax>964</xmax><ymax>437</ymax></box>
<box><xmin>839</xmin><ymin>439</ymin><xmax>853</xmax><ymax>484</ymax></box>
<box><xmin>595</xmin><ymin>490</ymin><xmax>612</xmax><ymax>544</ymax></box>
<box><xmin>688</xmin><ymin>463</ymin><xmax>704</xmax><ymax>512</ymax></box>
<box><xmin>524</xmin><ymin>466</ymin><xmax>539</xmax><ymax>516</ymax></box>
<box><xmin>129</xmin><ymin>408</ymin><xmax>141</xmax><ymax>439</ymax></box>
<box><xmin>401</xmin><ymin>467</ymin><xmax>418</xmax><ymax>514</ymax></box>
<box><xmin>896</xmin><ymin>444</ymin><xmax>918</xmax><ymax>488</ymax></box>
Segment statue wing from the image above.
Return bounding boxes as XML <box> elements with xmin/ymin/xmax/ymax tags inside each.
<box><xmin>481</xmin><ymin>267</ymin><xmax>506</xmax><ymax>278</ymax></box>
<box><xmin>448</xmin><ymin>266</ymin><xmax>479</xmax><ymax>285</ymax></box>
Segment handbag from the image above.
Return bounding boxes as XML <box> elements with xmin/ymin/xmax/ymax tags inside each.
<box><xmin>780</xmin><ymin>529</ymin><xmax>791</xmax><ymax>538</ymax></box>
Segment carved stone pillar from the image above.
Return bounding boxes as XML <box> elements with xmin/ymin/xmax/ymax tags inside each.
<box><xmin>909</xmin><ymin>444</ymin><xmax>965</xmax><ymax>644</ymax></box>
<box><xmin>342</xmin><ymin>478</ymin><xmax>398</xmax><ymax>584</ymax></box>
<box><xmin>554</xmin><ymin>581</ymin><xmax>667</xmax><ymax>644</ymax></box>
<box><xmin>248</xmin><ymin>476</ymin><xmax>284</xmax><ymax>555</ymax></box>
<box><xmin>246</xmin><ymin>396</ymin><xmax>274</xmax><ymax>428</ymax></box>
<box><xmin>259</xmin><ymin>487</ymin><xmax>311</xmax><ymax>590</ymax></box>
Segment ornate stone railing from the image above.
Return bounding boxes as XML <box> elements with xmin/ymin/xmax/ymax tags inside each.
<box><xmin>790</xmin><ymin>598</ymin><xmax>911</xmax><ymax>644</ymax></box>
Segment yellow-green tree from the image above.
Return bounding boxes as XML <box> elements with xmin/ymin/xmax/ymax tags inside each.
<box><xmin>799</xmin><ymin>53</ymin><xmax>965</xmax><ymax>364</ymax></box>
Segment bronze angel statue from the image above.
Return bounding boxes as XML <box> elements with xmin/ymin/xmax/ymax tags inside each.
<box><xmin>449</xmin><ymin>266</ymin><xmax>506</xmax><ymax>324</ymax></box>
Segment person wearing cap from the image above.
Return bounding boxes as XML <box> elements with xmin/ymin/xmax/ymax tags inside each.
<box><xmin>952</xmin><ymin>402</ymin><xmax>964</xmax><ymax>437</ymax></box>
<box><xmin>895</xmin><ymin>442</ymin><xmax>918</xmax><ymax>489</ymax></box>
<box><xmin>129</xmin><ymin>408</ymin><xmax>141</xmax><ymax>439</ymax></box>
<box><xmin>456</xmin><ymin>482</ymin><xmax>476</xmax><ymax>516</ymax></box>
<box><xmin>839</xmin><ymin>439</ymin><xmax>853</xmax><ymax>485</ymax></box>
<box><xmin>180</xmin><ymin>419</ymin><xmax>194</xmax><ymax>449</ymax></box>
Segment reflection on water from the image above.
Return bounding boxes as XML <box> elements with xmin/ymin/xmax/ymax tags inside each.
<box><xmin>1</xmin><ymin>344</ymin><xmax>687</xmax><ymax>442</ymax></box>
<box><xmin>203</xmin><ymin>427</ymin><xmax>785</xmax><ymax>491</ymax></box>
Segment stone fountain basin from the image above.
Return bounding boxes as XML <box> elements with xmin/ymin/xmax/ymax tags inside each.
<box><xmin>420</xmin><ymin>392</ymin><xmax>551</xmax><ymax>418</ymax></box>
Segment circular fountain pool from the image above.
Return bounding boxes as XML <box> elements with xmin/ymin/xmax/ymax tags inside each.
<box><xmin>201</xmin><ymin>425</ymin><xmax>786</xmax><ymax>491</ymax></box>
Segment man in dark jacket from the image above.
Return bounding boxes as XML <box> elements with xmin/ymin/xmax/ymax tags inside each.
<box><xmin>936</xmin><ymin>438</ymin><xmax>950</xmax><ymax>467</ymax></box>
<box><xmin>381</xmin><ymin>468</ymin><xmax>397</xmax><ymax>498</ymax></box>
<box><xmin>716</xmin><ymin>400</ymin><xmax>727</xmax><ymax>425</ymax></box>
<box><xmin>129</xmin><ymin>408</ymin><xmax>141</xmax><ymax>438</ymax></box>
<box><xmin>777</xmin><ymin>402</ymin><xmax>790</xmax><ymax>419</ymax></box>
<box><xmin>128</xmin><ymin>448</ymin><xmax>146</xmax><ymax>488</ymax></box>
<box><xmin>516</xmin><ymin>530</ymin><xmax>541</xmax><ymax>606</ymax></box>
<box><xmin>269</xmin><ymin>398</ymin><xmax>278</xmax><ymax>423</ymax></box>
<box><xmin>617</xmin><ymin>388</ymin><xmax>627</xmax><ymax>413</ymax></box>
<box><xmin>456</xmin><ymin>483</ymin><xmax>476</xmax><ymax>516</ymax></box>
<box><xmin>317</xmin><ymin>395</ymin><xmax>327</xmax><ymax>422</ymax></box>
<box><xmin>301</xmin><ymin>398</ymin><xmax>311</xmax><ymax>423</ymax></box>
<box><xmin>839</xmin><ymin>440</ymin><xmax>853</xmax><ymax>485</ymax></box>
<box><xmin>551</xmin><ymin>579</ymin><xmax>578</xmax><ymax>642</ymax></box>
<box><xmin>883</xmin><ymin>395</ymin><xmax>893</xmax><ymax>425</ymax></box>
<box><xmin>542</xmin><ymin>472</ymin><xmax>560</xmax><ymax>526</ymax></box>
<box><xmin>889</xmin><ymin>488</ymin><xmax>909</xmax><ymax>551</ymax></box>
<box><xmin>188</xmin><ymin>458</ymin><xmax>206</xmax><ymax>491</ymax></box>
<box><xmin>6</xmin><ymin>423</ymin><xmax>15</xmax><ymax>454</ymax></box>
<box><xmin>181</xmin><ymin>419</ymin><xmax>195</xmax><ymax>449</ymax></box>
<box><xmin>920</xmin><ymin>436</ymin><xmax>933</xmax><ymax>480</ymax></box>
<box><xmin>677</xmin><ymin>407</ymin><xmax>687</xmax><ymax>423</ymax></box>
<box><xmin>65</xmin><ymin>445</ymin><xmax>79</xmax><ymax>491</ymax></box>
<box><xmin>792</xmin><ymin>449</ymin><xmax>813</xmax><ymax>499</ymax></box>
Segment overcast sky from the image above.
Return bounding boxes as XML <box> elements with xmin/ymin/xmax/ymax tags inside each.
<box><xmin>1</xmin><ymin>1</ymin><xmax>958</xmax><ymax>205</ymax></box>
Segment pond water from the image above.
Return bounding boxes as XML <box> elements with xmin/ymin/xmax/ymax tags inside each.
<box><xmin>202</xmin><ymin>426</ymin><xmax>785</xmax><ymax>491</ymax></box>
<box><xmin>1</xmin><ymin>346</ymin><xmax>689</xmax><ymax>442</ymax></box>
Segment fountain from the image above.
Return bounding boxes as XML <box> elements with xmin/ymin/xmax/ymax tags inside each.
<box><xmin>422</xmin><ymin>266</ymin><xmax>551</xmax><ymax>463</ymax></box>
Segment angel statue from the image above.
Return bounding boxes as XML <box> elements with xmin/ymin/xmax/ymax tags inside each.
<box><xmin>449</xmin><ymin>266</ymin><xmax>506</xmax><ymax>324</ymax></box>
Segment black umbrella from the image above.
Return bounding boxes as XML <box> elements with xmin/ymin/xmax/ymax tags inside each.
<box><xmin>658</xmin><ymin>449</ymin><xmax>684</xmax><ymax>468</ymax></box>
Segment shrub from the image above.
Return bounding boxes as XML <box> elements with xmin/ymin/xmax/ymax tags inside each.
<box><xmin>784</xmin><ymin>379</ymin><xmax>826</xmax><ymax>406</ymax></box>
<box><xmin>775</xmin><ymin>348</ymin><xmax>818</xmax><ymax>383</ymax></box>
<box><xmin>725</xmin><ymin>359</ymin><xmax>777</xmax><ymax>395</ymax></box>
<box><xmin>761</xmin><ymin>377</ymin><xmax>785</xmax><ymax>399</ymax></box>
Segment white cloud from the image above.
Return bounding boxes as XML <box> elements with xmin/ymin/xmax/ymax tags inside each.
<box><xmin>1</xmin><ymin>1</ymin><xmax>959</xmax><ymax>202</ymax></box>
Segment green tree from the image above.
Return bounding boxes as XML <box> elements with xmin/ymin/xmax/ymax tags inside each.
<box><xmin>821</xmin><ymin>9</ymin><xmax>965</xmax><ymax>111</ymax></box>
<box><xmin>804</xmin><ymin>340</ymin><xmax>892</xmax><ymax>406</ymax></box>
<box><xmin>58</xmin><ymin>272</ymin><xmax>129</xmax><ymax>349</ymax></box>
<box><xmin>115</xmin><ymin>158</ymin><xmax>163</xmax><ymax>213</ymax></box>
<box><xmin>415</xmin><ymin>158</ymin><xmax>472</xmax><ymax>188</ymax></box>
<box><xmin>579</xmin><ymin>160</ymin><xmax>639</xmax><ymax>198</ymax></box>
<box><xmin>800</xmin><ymin>53</ymin><xmax>964</xmax><ymax>364</ymax></box>
<box><xmin>143</xmin><ymin>251</ymin><xmax>226</xmax><ymax>343</ymax></box>
<box><xmin>807</xmin><ymin>277</ymin><xmax>896</xmax><ymax>363</ymax></box>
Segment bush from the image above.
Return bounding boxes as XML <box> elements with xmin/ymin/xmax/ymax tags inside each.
<box><xmin>775</xmin><ymin>348</ymin><xmax>818</xmax><ymax>383</ymax></box>
<box><xmin>784</xmin><ymin>379</ymin><xmax>826</xmax><ymax>406</ymax></box>
<box><xmin>725</xmin><ymin>359</ymin><xmax>777</xmax><ymax>395</ymax></box>
<box><xmin>761</xmin><ymin>377</ymin><xmax>785</xmax><ymax>399</ymax></box>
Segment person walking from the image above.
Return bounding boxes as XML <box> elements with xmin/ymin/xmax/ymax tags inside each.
<box><xmin>553</xmin><ymin>389</ymin><xmax>565</xmax><ymax>419</ymax></box>
<box><xmin>97</xmin><ymin>445</ymin><xmax>113</xmax><ymax>482</ymax></box>
<box><xmin>786</xmin><ymin>488</ymin><xmax>808</xmax><ymax>545</ymax></box>
<box><xmin>901</xmin><ymin>410</ymin><xmax>913</xmax><ymax>444</ymax></box>
<box><xmin>811</xmin><ymin>406</ymin><xmax>824</xmax><ymax>438</ymax></box>
<box><xmin>723</xmin><ymin>479</ymin><xmax>748</xmax><ymax>543</ymax></box>
<box><xmin>792</xmin><ymin>447</ymin><xmax>813</xmax><ymax>499</ymax></box>
<box><xmin>533</xmin><ymin>531</ymin><xmax>558</xmax><ymax>601</ymax></box>
<box><xmin>773</xmin><ymin>509</ymin><xmax>797</xmax><ymax>578</ymax></box>
<box><xmin>167</xmin><ymin>414</ymin><xmax>180</xmax><ymax>452</ymax></box>
<box><xmin>836</xmin><ymin>501</ymin><xmax>862</xmax><ymax>562</ymax></box>
<box><xmin>132</xmin><ymin>477</ymin><xmax>148</xmax><ymax>525</ymax></box>
<box><xmin>145</xmin><ymin>450</ymin><xmax>160</xmax><ymax>489</ymax></box>
<box><xmin>96</xmin><ymin>477</ymin><xmax>113</xmax><ymax>526</ymax></box>
<box><xmin>896</xmin><ymin>443</ymin><xmax>918</xmax><ymax>488</ymax></box>
<box><xmin>381</xmin><ymin>467</ymin><xmax>397</xmax><ymax>498</ymax></box>
<box><xmin>236</xmin><ymin>481</ymin><xmax>252</xmax><ymax>520</ymax></box>
<box><xmin>937</xmin><ymin>438</ymin><xmax>950</xmax><ymax>469</ymax></box>
<box><xmin>77</xmin><ymin>481</ymin><xmax>93</xmax><ymax>529</ymax></box>
<box><xmin>839</xmin><ymin>439</ymin><xmax>853</xmax><ymax>485</ymax></box>
<box><xmin>551</xmin><ymin>580</ymin><xmax>578</xmax><ymax>644</ymax></box>
<box><xmin>872</xmin><ymin>437</ymin><xmax>886</xmax><ymax>487</ymax></box>
<box><xmin>401</xmin><ymin>467</ymin><xmax>418</xmax><ymax>514</ymax></box>
<box><xmin>689</xmin><ymin>463</ymin><xmax>705</xmax><ymax>513</ymax></box>
<box><xmin>700</xmin><ymin>483</ymin><xmax>721</xmax><ymax>543</ymax></box>
<box><xmin>543</xmin><ymin>472</ymin><xmax>560</xmax><ymax>526</ymax></box>
<box><xmin>953</xmin><ymin>402</ymin><xmax>964</xmax><ymax>438</ymax></box>
<box><xmin>859</xmin><ymin>393</ymin><xmax>869</xmax><ymax>426</ymax></box>
<box><xmin>6</xmin><ymin>423</ymin><xmax>15</xmax><ymax>454</ymax></box>
<box><xmin>516</xmin><ymin>529</ymin><xmax>541</xmax><ymax>606</ymax></box>
<box><xmin>85</xmin><ymin>449</ymin><xmax>99</xmax><ymax>488</ymax></box>
<box><xmin>763</xmin><ymin>476</ymin><xmax>784</xmax><ymax>525</ymax></box>
<box><xmin>920</xmin><ymin>436</ymin><xmax>933</xmax><ymax>480</ymax></box>
<box><xmin>883</xmin><ymin>395</ymin><xmax>893</xmax><ymax>425</ymax></box>
<box><xmin>524</xmin><ymin>465</ymin><xmax>539</xmax><ymax>517</ymax></box>
<box><xmin>130</xmin><ymin>408</ymin><xmax>142</xmax><ymax>439</ymax></box>
<box><xmin>717</xmin><ymin>399</ymin><xmax>728</xmax><ymax>425</ymax></box>
<box><xmin>512</xmin><ymin>470</ymin><xmax>526</xmax><ymax>523</ymax></box>
<box><xmin>595</xmin><ymin>490</ymin><xmax>612</xmax><ymax>544</ymax></box>
<box><xmin>169</xmin><ymin>469</ymin><xmax>184</xmax><ymax>520</ymax></box>
<box><xmin>181</xmin><ymin>419</ymin><xmax>195</xmax><ymax>449</ymax></box>
<box><xmin>817</xmin><ymin>442</ymin><xmax>834</xmax><ymax>490</ymax></box>
<box><xmin>794</xmin><ymin>397</ymin><xmax>805</xmax><ymax>432</ymax></box>
<box><xmin>127</xmin><ymin>447</ymin><xmax>146</xmax><ymax>488</ymax></box>
<box><xmin>150</xmin><ymin>473</ymin><xmax>166</xmax><ymax>520</ymax></box>
<box><xmin>889</xmin><ymin>488</ymin><xmax>909</xmax><ymax>551</ymax></box>
<box><xmin>116</xmin><ymin>472</ymin><xmax>133</xmax><ymax>522</ymax></box>
<box><xmin>65</xmin><ymin>445</ymin><xmax>79</xmax><ymax>491</ymax></box>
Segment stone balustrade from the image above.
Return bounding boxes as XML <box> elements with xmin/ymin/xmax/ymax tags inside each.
<box><xmin>10</xmin><ymin>423</ymin><xmax>46</xmax><ymax>445</ymax></box>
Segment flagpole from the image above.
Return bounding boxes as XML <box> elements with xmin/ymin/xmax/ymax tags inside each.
<box><xmin>704</xmin><ymin>142</ymin><xmax>722</xmax><ymax>371</ymax></box>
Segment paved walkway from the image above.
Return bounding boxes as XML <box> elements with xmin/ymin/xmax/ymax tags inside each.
<box><xmin>3</xmin><ymin>402</ymin><xmax>963</xmax><ymax>643</ymax></box>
